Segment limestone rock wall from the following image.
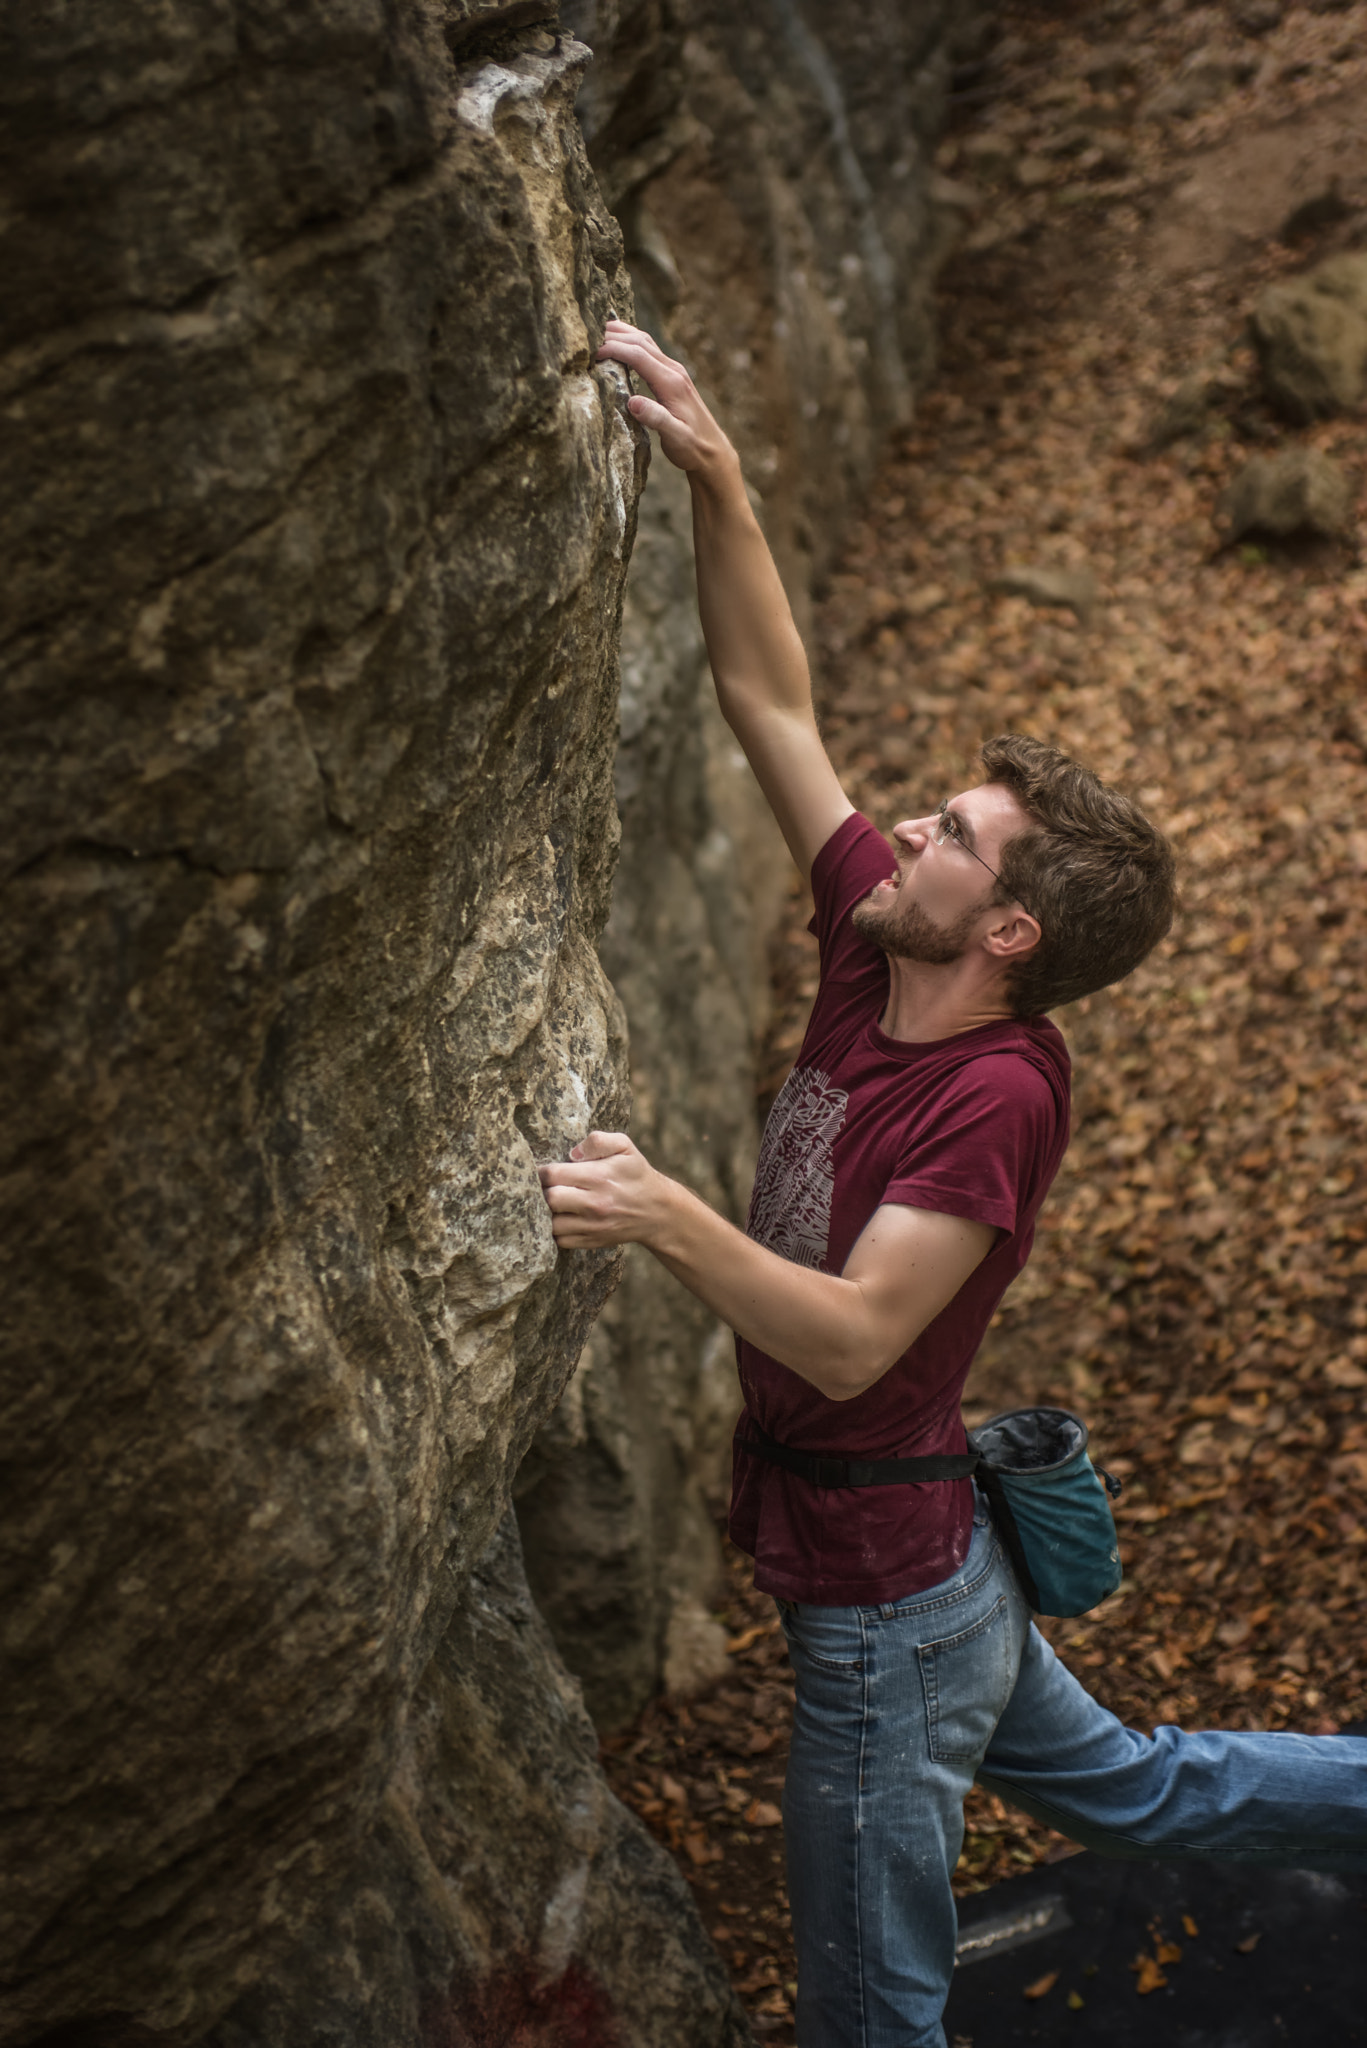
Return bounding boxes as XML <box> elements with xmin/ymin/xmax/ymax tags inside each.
<box><xmin>516</xmin><ymin>0</ymin><xmax>989</xmax><ymax>1729</ymax></box>
<box><xmin>1</xmin><ymin>5</ymin><xmax>746</xmax><ymax>2043</ymax></box>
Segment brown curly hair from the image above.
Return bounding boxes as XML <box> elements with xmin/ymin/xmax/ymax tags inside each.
<box><xmin>980</xmin><ymin>734</ymin><xmax>1177</xmax><ymax>1018</ymax></box>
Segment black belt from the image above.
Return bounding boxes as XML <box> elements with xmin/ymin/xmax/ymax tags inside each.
<box><xmin>737</xmin><ymin>1424</ymin><xmax>979</xmax><ymax>1490</ymax></box>
<box><xmin>736</xmin><ymin>1422</ymin><xmax>1031</xmax><ymax>1602</ymax></box>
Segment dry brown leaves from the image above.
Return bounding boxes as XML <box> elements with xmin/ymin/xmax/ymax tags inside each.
<box><xmin>599</xmin><ymin>1547</ymin><xmax>800</xmax><ymax>2039</ymax></box>
<box><xmin>606</xmin><ymin>5</ymin><xmax>1367</xmax><ymax>2037</ymax></box>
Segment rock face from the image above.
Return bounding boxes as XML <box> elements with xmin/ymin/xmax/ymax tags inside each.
<box><xmin>1</xmin><ymin>4</ymin><xmax>753</xmax><ymax>2042</ymax></box>
<box><xmin>2</xmin><ymin>0</ymin><xmax>985</xmax><ymax>2038</ymax></box>
<box><xmin>202</xmin><ymin>1515</ymin><xmax>746</xmax><ymax>2048</ymax></box>
<box><xmin>516</xmin><ymin>0</ymin><xmax>991</xmax><ymax>1731</ymax></box>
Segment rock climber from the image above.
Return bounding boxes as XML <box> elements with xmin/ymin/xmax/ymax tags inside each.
<box><xmin>538</xmin><ymin>319</ymin><xmax>1367</xmax><ymax>2048</ymax></box>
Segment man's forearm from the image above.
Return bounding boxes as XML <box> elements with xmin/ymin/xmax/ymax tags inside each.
<box><xmin>645</xmin><ymin>1175</ymin><xmax>885</xmax><ymax>1402</ymax></box>
<box><xmin>539</xmin><ymin>1132</ymin><xmax>994</xmax><ymax>1399</ymax></box>
<box><xmin>689</xmin><ymin>459</ymin><xmax>815</xmax><ymax>727</ymax></box>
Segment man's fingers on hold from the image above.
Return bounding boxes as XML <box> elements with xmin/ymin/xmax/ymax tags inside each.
<box><xmin>551</xmin><ymin>1222</ymin><xmax>597</xmax><ymax>1246</ymax></box>
<box><xmin>545</xmin><ymin>1186</ymin><xmax>602</xmax><ymax>1214</ymax></box>
<box><xmin>611</xmin><ymin>355</ymin><xmax>684</xmax><ymax>404</ymax></box>
<box><xmin>598</xmin><ymin>337</ymin><xmax>690</xmax><ymax>392</ymax></box>
<box><xmin>596</xmin><ymin>332</ymin><xmax>662</xmax><ymax>369</ymax></box>
<box><xmin>603</xmin><ymin>320</ymin><xmax>668</xmax><ymax>362</ymax></box>
<box><xmin>628</xmin><ymin>397</ymin><xmax>675</xmax><ymax>433</ymax></box>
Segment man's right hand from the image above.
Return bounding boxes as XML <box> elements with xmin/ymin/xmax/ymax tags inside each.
<box><xmin>596</xmin><ymin>321</ymin><xmax>738</xmax><ymax>480</ymax></box>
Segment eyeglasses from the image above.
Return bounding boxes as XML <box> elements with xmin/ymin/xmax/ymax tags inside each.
<box><xmin>931</xmin><ymin>799</ymin><xmax>1038</xmax><ymax>925</ymax></box>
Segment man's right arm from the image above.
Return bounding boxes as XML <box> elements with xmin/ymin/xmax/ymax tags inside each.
<box><xmin>597</xmin><ymin>321</ymin><xmax>854</xmax><ymax>885</ymax></box>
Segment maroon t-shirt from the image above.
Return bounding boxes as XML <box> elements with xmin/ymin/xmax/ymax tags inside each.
<box><xmin>727</xmin><ymin>811</ymin><xmax>1072</xmax><ymax>1605</ymax></box>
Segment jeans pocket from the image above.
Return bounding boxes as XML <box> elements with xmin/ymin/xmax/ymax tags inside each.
<box><xmin>780</xmin><ymin>1607</ymin><xmax>863</xmax><ymax>1676</ymax></box>
<box><xmin>918</xmin><ymin>1595</ymin><xmax>1012</xmax><ymax>1764</ymax></box>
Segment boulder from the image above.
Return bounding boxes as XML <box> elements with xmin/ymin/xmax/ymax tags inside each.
<box><xmin>1231</xmin><ymin>0</ymin><xmax>1285</xmax><ymax>34</ymax></box>
<box><xmin>1216</xmin><ymin>447</ymin><xmax>1353</xmax><ymax>541</ymax></box>
<box><xmin>1</xmin><ymin>0</ymin><xmax>996</xmax><ymax>2035</ymax></box>
<box><xmin>202</xmin><ymin>1514</ymin><xmax>749</xmax><ymax>2048</ymax></box>
<box><xmin>1278</xmin><ymin>181</ymin><xmax>1355</xmax><ymax>247</ymax></box>
<box><xmin>987</xmin><ymin>565</ymin><xmax>1099</xmax><ymax>621</ymax></box>
<box><xmin>1251</xmin><ymin>253</ymin><xmax>1367</xmax><ymax>420</ymax></box>
<box><xmin>0</xmin><ymin>4</ymin><xmax>738</xmax><ymax>2041</ymax></box>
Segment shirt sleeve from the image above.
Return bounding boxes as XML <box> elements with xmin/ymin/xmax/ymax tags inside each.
<box><xmin>808</xmin><ymin>813</ymin><xmax>897</xmax><ymax>985</ymax></box>
<box><xmin>879</xmin><ymin>1055</ymin><xmax>1060</xmax><ymax>1236</ymax></box>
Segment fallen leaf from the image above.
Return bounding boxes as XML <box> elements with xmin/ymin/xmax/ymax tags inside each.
<box><xmin>1023</xmin><ymin>1969</ymin><xmax>1059</xmax><ymax>2000</ymax></box>
<box><xmin>744</xmin><ymin>1798</ymin><xmax>783</xmax><ymax>1828</ymax></box>
<box><xmin>1235</xmin><ymin>1932</ymin><xmax>1262</xmax><ymax>1954</ymax></box>
<box><xmin>1156</xmin><ymin>1941</ymin><xmax>1183</xmax><ymax>1965</ymax></box>
<box><xmin>1067</xmin><ymin>1990</ymin><xmax>1085</xmax><ymax>2011</ymax></box>
<box><xmin>1182</xmin><ymin>1914</ymin><xmax>1200</xmax><ymax>1939</ymax></box>
<box><xmin>726</xmin><ymin>1623</ymin><xmax>775</xmax><ymax>1655</ymax></box>
<box><xmin>1132</xmin><ymin>1954</ymin><xmax>1168</xmax><ymax>1994</ymax></box>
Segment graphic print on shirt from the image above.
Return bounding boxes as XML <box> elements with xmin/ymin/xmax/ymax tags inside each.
<box><xmin>747</xmin><ymin>1064</ymin><xmax>849</xmax><ymax>1270</ymax></box>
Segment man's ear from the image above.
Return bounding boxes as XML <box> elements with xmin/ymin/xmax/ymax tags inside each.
<box><xmin>982</xmin><ymin>907</ymin><xmax>1041</xmax><ymax>964</ymax></box>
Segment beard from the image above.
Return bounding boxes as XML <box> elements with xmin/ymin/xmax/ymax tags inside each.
<box><xmin>851</xmin><ymin>887</ymin><xmax>984</xmax><ymax>965</ymax></box>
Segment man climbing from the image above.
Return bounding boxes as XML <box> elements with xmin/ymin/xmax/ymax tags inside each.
<box><xmin>538</xmin><ymin>321</ymin><xmax>1367</xmax><ymax>2048</ymax></box>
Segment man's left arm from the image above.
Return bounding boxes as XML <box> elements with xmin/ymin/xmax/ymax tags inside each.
<box><xmin>538</xmin><ymin>1132</ymin><xmax>994</xmax><ymax>1403</ymax></box>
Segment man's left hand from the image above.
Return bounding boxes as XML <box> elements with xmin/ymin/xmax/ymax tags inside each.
<box><xmin>538</xmin><ymin>1131</ymin><xmax>667</xmax><ymax>1249</ymax></box>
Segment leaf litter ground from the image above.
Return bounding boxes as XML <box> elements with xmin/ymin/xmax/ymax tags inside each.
<box><xmin>602</xmin><ymin>4</ymin><xmax>1367</xmax><ymax>2037</ymax></box>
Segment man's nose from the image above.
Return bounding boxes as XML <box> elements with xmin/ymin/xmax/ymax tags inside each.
<box><xmin>893</xmin><ymin>817</ymin><xmax>932</xmax><ymax>848</ymax></box>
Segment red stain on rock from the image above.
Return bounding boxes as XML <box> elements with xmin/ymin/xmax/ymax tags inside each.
<box><xmin>422</xmin><ymin>1958</ymin><xmax>625</xmax><ymax>2048</ymax></box>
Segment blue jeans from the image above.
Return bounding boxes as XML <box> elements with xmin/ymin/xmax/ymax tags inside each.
<box><xmin>777</xmin><ymin>1500</ymin><xmax>1367</xmax><ymax>2048</ymax></box>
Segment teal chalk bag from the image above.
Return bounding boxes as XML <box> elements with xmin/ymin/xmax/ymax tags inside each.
<box><xmin>968</xmin><ymin>1407</ymin><xmax>1123</xmax><ymax>1618</ymax></box>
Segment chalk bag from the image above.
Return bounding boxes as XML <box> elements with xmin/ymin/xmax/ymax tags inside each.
<box><xmin>970</xmin><ymin>1407</ymin><xmax>1123</xmax><ymax>1619</ymax></box>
